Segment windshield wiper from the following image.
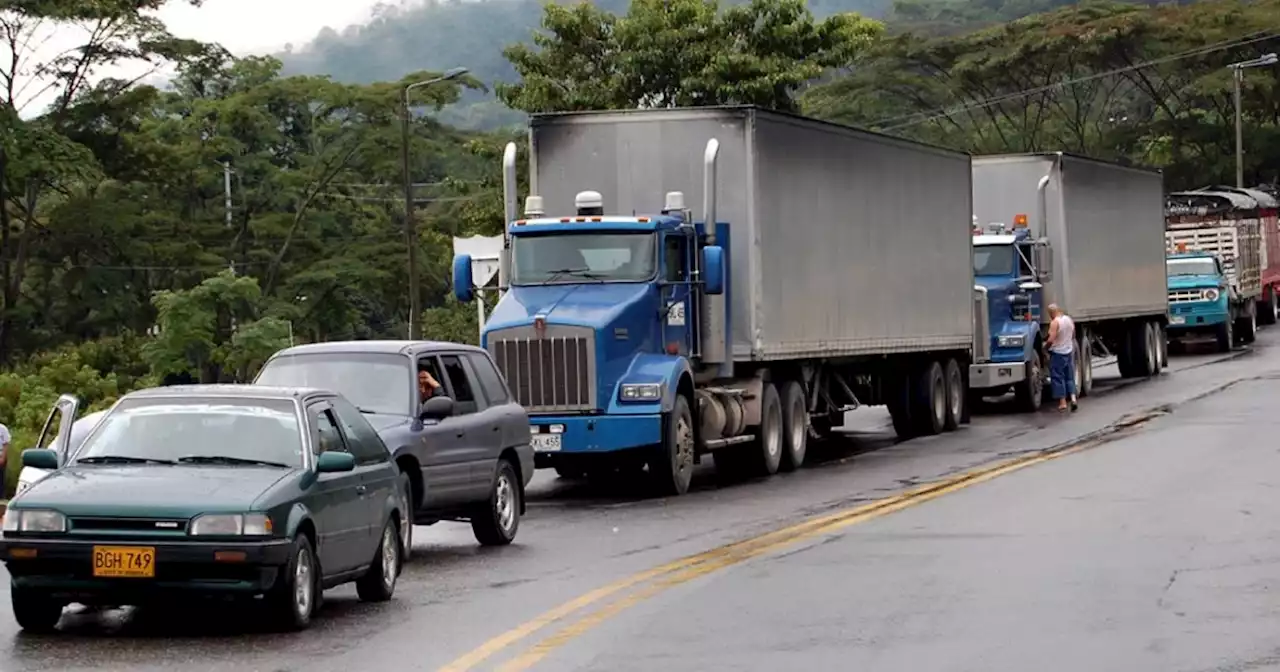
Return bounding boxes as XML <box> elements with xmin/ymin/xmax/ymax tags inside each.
<box><xmin>76</xmin><ymin>455</ymin><xmax>175</xmax><ymax>465</ymax></box>
<box><xmin>540</xmin><ymin>267</ymin><xmax>605</xmax><ymax>285</ymax></box>
<box><xmin>356</xmin><ymin>407</ymin><xmax>380</xmax><ymax>415</ymax></box>
<box><xmin>177</xmin><ymin>455</ymin><xmax>290</xmax><ymax>468</ymax></box>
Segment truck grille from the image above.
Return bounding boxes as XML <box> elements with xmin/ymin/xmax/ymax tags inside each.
<box><xmin>1168</xmin><ymin>290</ymin><xmax>1208</xmax><ymax>303</ymax></box>
<box><xmin>487</xmin><ymin>325</ymin><xmax>597</xmax><ymax>412</ymax></box>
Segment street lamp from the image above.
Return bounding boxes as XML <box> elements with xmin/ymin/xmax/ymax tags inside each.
<box><xmin>1228</xmin><ymin>53</ymin><xmax>1277</xmax><ymax>188</ymax></box>
<box><xmin>402</xmin><ymin>66</ymin><xmax>468</xmax><ymax>340</ymax></box>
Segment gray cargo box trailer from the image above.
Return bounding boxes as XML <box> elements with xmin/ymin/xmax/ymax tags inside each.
<box><xmin>529</xmin><ymin>107</ymin><xmax>976</xmax><ymax>362</ymax></box>
<box><xmin>969</xmin><ymin>153</ymin><xmax>1169</xmax><ymax>400</ymax></box>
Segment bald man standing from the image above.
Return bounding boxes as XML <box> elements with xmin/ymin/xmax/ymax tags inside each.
<box><xmin>1046</xmin><ymin>303</ymin><xmax>1077</xmax><ymax>412</ymax></box>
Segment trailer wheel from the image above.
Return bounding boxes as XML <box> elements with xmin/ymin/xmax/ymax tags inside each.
<box><xmin>1215</xmin><ymin>318</ymin><xmax>1234</xmax><ymax>353</ymax></box>
<box><xmin>942</xmin><ymin>358</ymin><xmax>963</xmax><ymax>431</ymax></box>
<box><xmin>1077</xmin><ymin>327</ymin><xmax>1093</xmax><ymax>397</ymax></box>
<box><xmin>1158</xmin><ymin>324</ymin><xmax>1168</xmax><ymax>369</ymax></box>
<box><xmin>1129</xmin><ymin>322</ymin><xmax>1155</xmax><ymax>378</ymax></box>
<box><xmin>887</xmin><ymin>375</ymin><xmax>915</xmax><ymax>440</ymax></box>
<box><xmin>1147</xmin><ymin>323</ymin><xmax>1161</xmax><ymax>374</ymax></box>
<box><xmin>1238</xmin><ymin>305</ymin><xmax>1257</xmax><ymax>345</ymax></box>
<box><xmin>910</xmin><ymin>361</ymin><xmax>946</xmax><ymax>435</ymax></box>
<box><xmin>778</xmin><ymin>381</ymin><xmax>808</xmax><ymax>472</ymax></box>
<box><xmin>1259</xmin><ymin>290</ymin><xmax>1278</xmax><ymax>326</ymax></box>
<box><xmin>653</xmin><ymin>395</ymin><xmax>695</xmax><ymax>496</ymax></box>
<box><xmin>1014</xmin><ymin>356</ymin><xmax>1043</xmax><ymax>413</ymax></box>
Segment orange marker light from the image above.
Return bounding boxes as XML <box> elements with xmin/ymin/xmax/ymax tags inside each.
<box><xmin>1013</xmin><ymin>214</ymin><xmax>1028</xmax><ymax>227</ymax></box>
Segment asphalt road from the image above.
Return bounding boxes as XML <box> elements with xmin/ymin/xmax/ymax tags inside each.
<box><xmin>0</xmin><ymin>335</ymin><xmax>1273</xmax><ymax>672</ymax></box>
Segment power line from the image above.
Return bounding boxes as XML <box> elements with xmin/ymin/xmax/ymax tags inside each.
<box><xmin>872</xmin><ymin>30</ymin><xmax>1280</xmax><ymax>132</ymax></box>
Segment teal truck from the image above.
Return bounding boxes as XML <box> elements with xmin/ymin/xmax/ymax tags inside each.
<box><xmin>1165</xmin><ymin>189</ymin><xmax>1263</xmax><ymax>352</ymax></box>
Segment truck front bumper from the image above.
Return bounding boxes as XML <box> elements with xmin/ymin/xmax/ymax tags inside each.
<box><xmin>1168</xmin><ymin>303</ymin><xmax>1228</xmax><ymax>332</ymax></box>
<box><xmin>529</xmin><ymin>414</ymin><xmax>662</xmax><ymax>461</ymax></box>
<box><xmin>970</xmin><ymin>361</ymin><xmax>1026</xmax><ymax>389</ymax></box>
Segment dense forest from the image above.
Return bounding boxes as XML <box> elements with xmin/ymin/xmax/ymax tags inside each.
<box><xmin>0</xmin><ymin>0</ymin><xmax>1277</xmax><ymax>494</ymax></box>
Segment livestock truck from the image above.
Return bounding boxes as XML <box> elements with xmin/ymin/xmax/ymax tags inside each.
<box><xmin>452</xmin><ymin>106</ymin><xmax>976</xmax><ymax>496</ymax></box>
<box><xmin>1164</xmin><ymin>188</ymin><xmax>1268</xmax><ymax>350</ymax></box>
<box><xmin>968</xmin><ymin>153</ymin><xmax>1169</xmax><ymax>411</ymax></box>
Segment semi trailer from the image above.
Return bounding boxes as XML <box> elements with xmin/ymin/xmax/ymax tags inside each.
<box><xmin>452</xmin><ymin>106</ymin><xmax>977</xmax><ymax>495</ymax></box>
<box><xmin>968</xmin><ymin>153</ymin><xmax>1170</xmax><ymax>410</ymax></box>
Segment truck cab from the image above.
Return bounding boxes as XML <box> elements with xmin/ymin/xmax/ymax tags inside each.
<box><xmin>969</xmin><ymin>218</ymin><xmax>1054</xmax><ymax>409</ymax></box>
<box><xmin>1166</xmin><ymin>248</ymin><xmax>1232</xmax><ymax>352</ymax></box>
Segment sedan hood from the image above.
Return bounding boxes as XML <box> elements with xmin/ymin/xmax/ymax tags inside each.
<box><xmin>15</xmin><ymin>465</ymin><xmax>296</xmax><ymax>518</ymax></box>
<box><xmin>361</xmin><ymin>412</ymin><xmax>412</xmax><ymax>434</ymax></box>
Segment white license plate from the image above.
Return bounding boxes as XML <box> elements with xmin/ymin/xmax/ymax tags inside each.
<box><xmin>1170</xmin><ymin>316</ymin><xmax>1185</xmax><ymax>324</ymax></box>
<box><xmin>531</xmin><ymin>433</ymin><xmax>562</xmax><ymax>452</ymax></box>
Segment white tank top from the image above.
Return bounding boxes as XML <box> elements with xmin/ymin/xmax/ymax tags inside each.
<box><xmin>1050</xmin><ymin>315</ymin><xmax>1075</xmax><ymax>354</ymax></box>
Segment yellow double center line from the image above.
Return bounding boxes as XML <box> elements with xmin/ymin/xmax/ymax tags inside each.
<box><xmin>440</xmin><ymin>421</ymin><xmax>1148</xmax><ymax>672</ymax></box>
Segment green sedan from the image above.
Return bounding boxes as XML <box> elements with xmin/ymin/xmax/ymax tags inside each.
<box><xmin>0</xmin><ymin>385</ymin><xmax>407</xmax><ymax>632</ymax></box>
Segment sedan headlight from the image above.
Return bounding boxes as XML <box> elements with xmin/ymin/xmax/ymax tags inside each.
<box><xmin>618</xmin><ymin>383</ymin><xmax>662</xmax><ymax>402</ymax></box>
<box><xmin>189</xmin><ymin>513</ymin><xmax>273</xmax><ymax>536</ymax></box>
<box><xmin>1203</xmin><ymin>288</ymin><xmax>1220</xmax><ymax>301</ymax></box>
<box><xmin>2</xmin><ymin>509</ymin><xmax>67</xmax><ymax>533</ymax></box>
<box><xmin>997</xmin><ymin>334</ymin><xmax>1026</xmax><ymax>348</ymax></box>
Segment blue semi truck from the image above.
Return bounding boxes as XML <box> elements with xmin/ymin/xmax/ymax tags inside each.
<box><xmin>452</xmin><ymin>107</ymin><xmax>978</xmax><ymax>495</ymax></box>
<box><xmin>967</xmin><ymin>154</ymin><xmax>1170</xmax><ymax>411</ymax></box>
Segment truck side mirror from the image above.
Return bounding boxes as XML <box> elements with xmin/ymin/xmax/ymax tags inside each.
<box><xmin>1033</xmin><ymin>243</ymin><xmax>1054</xmax><ymax>282</ymax></box>
<box><xmin>1018</xmin><ymin>281</ymin><xmax>1043</xmax><ymax>292</ymax></box>
<box><xmin>702</xmin><ymin>246</ymin><xmax>725</xmax><ymax>295</ymax></box>
<box><xmin>453</xmin><ymin>254</ymin><xmax>474</xmax><ymax>302</ymax></box>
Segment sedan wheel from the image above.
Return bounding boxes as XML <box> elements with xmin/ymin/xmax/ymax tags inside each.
<box><xmin>356</xmin><ymin>520</ymin><xmax>400</xmax><ymax>602</ymax></box>
<box><xmin>266</xmin><ymin>535</ymin><xmax>317</xmax><ymax>631</ymax></box>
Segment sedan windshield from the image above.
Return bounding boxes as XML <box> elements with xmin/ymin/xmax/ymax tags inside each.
<box><xmin>512</xmin><ymin>232</ymin><xmax>657</xmax><ymax>284</ymax></box>
<box><xmin>255</xmin><ymin>352</ymin><xmax>411</xmax><ymax>416</ymax></box>
<box><xmin>74</xmin><ymin>397</ymin><xmax>304</xmax><ymax>467</ymax></box>
<box><xmin>1167</xmin><ymin>258</ymin><xmax>1218</xmax><ymax>277</ymax></box>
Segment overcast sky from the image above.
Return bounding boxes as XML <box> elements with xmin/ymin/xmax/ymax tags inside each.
<box><xmin>13</xmin><ymin>0</ymin><xmax>385</xmax><ymax>116</ymax></box>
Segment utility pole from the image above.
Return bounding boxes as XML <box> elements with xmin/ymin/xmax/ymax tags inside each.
<box><xmin>401</xmin><ymin>66</ymin><xmax>468</xmax><ymax>340</ymax></box>
<box><xmin>1227</xmin><ymin>53</ymin><xmax>1277</xmax><ymax>188</ymax></box>
<box><xmin>223</xmin><ymin>160</ymin><xmax>236</xmax><ymax>276</ymax></box>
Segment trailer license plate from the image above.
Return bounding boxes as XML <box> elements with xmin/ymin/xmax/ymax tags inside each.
<box><xmin>1170</xmin><ymin>316</ymin><xmax>1185</xmax><ymax>324</ymax></box>
<box><xmin>532</xmin><ymin>433</ymin><xmax>561</xmax><ymax>452</ymax></box>
<box><xmin>92</xmin><ymin>545</ymin><xmax>156</xmax><ymax>578</ymax></box>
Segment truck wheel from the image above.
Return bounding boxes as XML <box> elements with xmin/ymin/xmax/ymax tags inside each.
<box><xmin>1146</xmin><ymin>323</ymin><xmax>1161</xmax><ymax>374</ymax></box>
<box><xmin>1076</xmin><ymin>327</ymin><xmax>1093</xmax><ymax>397</ymax></box>
<box><xmin>779</xmin><ymin>381</ymin><xmax>808</xmax><ymax>472</ymax></box>
<box><xmin>1158</xmin><ymin>324</ymin><xmax>1169</xmax><ymax>369</ymax></box>
<box><xmin>1239</xmin><ymin>308</ymin><xmax>1257</xmax><ymax>345</ymax></box>
<box><xmin>910</xmin><ymin>361</ymin><xmax>946</xmax><ymax>435</ymax></box>
<box><xmin>1129</xmin><ymin>322</ymin><xmax>1154</xmax><ymax>377</ymax></box>
<box><xmin>1259</xmin><ymin>290</ymin><xmax>1278</xmax><ymax>326</ymax></box>
<box><xmin>1014</xmin><ymin>356</ymin><xmax>1043</xmax><ymax>412</ymax></box>
<box><xmin>942</xmin><ymin>358</ymin><xmax>964</xmax><ymax>431</ymax></box>
<box><xmin>1215</xmin><ymin>319</ymin><xmax>1233</xmax><ymax>352</ymax></box>
<box><xmin>748</xmin><ymin>383</ymin><xmax>784</xmax><ymax>476</ymax></box>
<box><xmin>11</xmin><ymin>586</ymin><xmax>63</xmax><ymax>633</ymax></box>
<box><xmin>653</xmin><ymin>395</ymin><xmax>695</xmax><ymax>496</ymax></box>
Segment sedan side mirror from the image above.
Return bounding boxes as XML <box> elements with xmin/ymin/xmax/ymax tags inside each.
<box><xmin>316</xmin><ymin>451</ymin><xmax>356</xmax><ymax>473</ymax></box>
<box><xmin>419</xmin><ymin>396</ymin><xmax>455</xmax><ymax>421</ymax></box>
<box><xmin>22</xmin><ymin>448</ymin><xmax>58</xmax><ymax>470</ymax></box>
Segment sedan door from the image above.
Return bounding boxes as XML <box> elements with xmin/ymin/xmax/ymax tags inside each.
<box><xmin>304</xmin><ymin>401</ymin><xmax>368</xmax><ymax>574</ymax></box>
<box><xmin>330</xmin><ymin>395</ymin><xmax>399</xmax><ymax>547</ymax></box>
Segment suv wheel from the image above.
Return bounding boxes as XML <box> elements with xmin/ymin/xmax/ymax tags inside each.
<box><xmin>472</xmin><ymin>458</ymin><xmax>521</xmax><ymax>546</ymax></box>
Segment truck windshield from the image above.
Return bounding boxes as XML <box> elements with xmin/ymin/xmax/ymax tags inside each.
<box><xmin>973</xmin><ymin>245</ymin><xmax>1015</xmax><ymax>276</ymax></box>
<box><xmin>255</xmin><ymin>352</ymin><xmax>411</xmax><ymax>416</ymax></box>
<box><xmin>512</xmin><ymin>232</ymin><xmax>657</xmax><ymax>284</ymax></box>
<box><xmin>1167</xmin><ymin>258</ymin><xmax>1217</xmax><ymax>277</ymax></box>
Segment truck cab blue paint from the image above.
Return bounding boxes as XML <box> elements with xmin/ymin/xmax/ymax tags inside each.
<box><xmin>1166</xmin><ymin>252</ymin><xmax>1229</xmax><ymax>330</ymax></box>
<box><xmin>461</xmin><ymin>215</ymin><xmax>729</xmax><ymax>457</ymax></box>
<box><xmin>973</xmin><ymin>230</ymin><xmax>1043</xmax><ymax>370</ymax></box>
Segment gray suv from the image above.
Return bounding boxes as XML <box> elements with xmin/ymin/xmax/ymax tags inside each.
<box><xmin>255</xmin><ymin>341</ymin><xmax>533</xmax><ymax>548</ymax></box>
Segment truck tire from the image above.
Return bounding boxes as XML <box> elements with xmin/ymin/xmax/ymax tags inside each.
<box><xmin>1259</xmin><ymin>290</ymin><xmax>1277</xmax><ymax>326</ymax></box>
<box><xmin>1238</xmin><ymin>307</ymin><xmax>1257</xmax><ymax>345</ymax></box>
<box><xmin>1014</xmin><ymin>356</ymin><xmax>1043</xmax><ymax>412</ymax></box>
<box><xmin>1158</xmin><ymin>324</ymin><xmax>1169</xmax><ymax>369</ymax></box>
<box><xmin>1128</xmin><ymin>322</ymin><xmax>1155</xmax><ymax>378</ymax></box>
<box><xmin>887</xmin><ymin>374</ymin><xmax>915</xmax><ymax>440</ymax></box>
<box><xmin>1077</xmin><ymin>327</ymin><xmax>1093</xmax><ymax>397</ymax></box>
<box><xmin>911</xmin><ymin>361</ymin><xmax>946</xmax><ymax>435</ymax></box>
<box><xmin>749</xmin><ymin>383</ymin><xmax>784</xmax><ymax>476</ymax></box>
<box><xmin>1146</xmin><ymin>323</ymin><xmax>1161</xmax><ymax>374</ymax></box>
<box><xmin>1116</xmin><ymin>330</ymin><xmax>1134</xmax><ymax>378</ymax></box>
<box><xmin>779</xmin><ymin>381</ymin><xmax>808</xmax><ymax>472</ymax></box>
<box><xmin>1215</xmin><ymin>318</ymin><xmax>1233</xmax><ymax>353</ymax></box>
<box><xmin>942</xmin><ymin>358</ymin><xmax>964</xmax><ymax>431</ymax></box>
<box><xmin>653</xmin><ymin>395</ymin><xmax>695</xmax><ymax>496</ymax></box>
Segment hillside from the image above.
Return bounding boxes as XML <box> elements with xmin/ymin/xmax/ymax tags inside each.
<box><xmin>275</xmin><ymin>0</ymin><xmax>1073</xmax><ymax>130</ymax></box>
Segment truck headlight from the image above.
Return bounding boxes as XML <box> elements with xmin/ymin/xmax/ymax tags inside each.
<box><xmin>1203</xmin><ymin>288</ymin><xmax>1220</xmax><ymax>301</ymax></box>
<box><xmin>190</xmin><ymin>513</ymin><xmax>273</xmax><ymax>536</ymax></box>
<box><xmin>997</xmin><ymin>334</ymin><xmax>1026</xmax><ymax>348</ymax></box>
<box><xmin>3</xmin><ymin>509</ymin><xmax>67</xmax><ymax>533</ymax></box>
<box><xmin>619</xmin><ymin>383</ymin><xmax>663</xmax><ymax>402</ymax></box>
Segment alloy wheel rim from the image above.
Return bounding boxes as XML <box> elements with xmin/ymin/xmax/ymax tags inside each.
<box><xmin>948</xmin><ymin>368</ymin><xmax>962</xmax><ymax>420</ymax></box>
<box><xmin>400</xmin><ymin>485</ymin><xmax>412</xmax><ymax>553</ymax></box>
<box><xmin>496</xmin><ymin>473</ymin><xmax>516</xmax><ymax>533</ymax></box>
<box><xmin>790</xmin><ymin>396</ymin><xmax>806</xmax><ymax>451</ymax></box>
<box><xmin>675</xmin><ymin>414</ymin><xmax>694</xmax><ymax>476</ymax></box>
<box><xmin>294</xmin><ymin>547</ymin><xmax>314</xmax><ymax>617</ymax></box>
<box><xmin>765</xmin><ymin>403</ymin><xmax>781</xmax><ymax>458</ymax></box>
<box><xmin>381</xmin><ymin>525</ymin><xmax>398</xmax><ymax>589</ymax></box>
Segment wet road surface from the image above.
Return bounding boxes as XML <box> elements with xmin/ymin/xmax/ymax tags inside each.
<box><xmin>0</xmin><ymin>336</ymin><xmax>1271</xmax><ymax>671</ymax></box>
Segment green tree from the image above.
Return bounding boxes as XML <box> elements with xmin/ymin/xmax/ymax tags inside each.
<box><xmin>499</xmin><ymin>0</ymin><xmax>884</xmax><ymax>114</ymax></box>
